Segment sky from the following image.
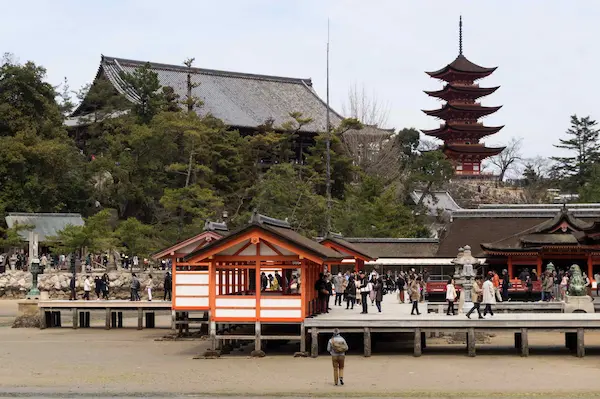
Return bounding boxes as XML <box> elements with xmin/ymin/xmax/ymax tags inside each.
<box><xmin>2</xmin><ymin>0</ymin><xmax>598</xmax><ymax>161</ymax></box>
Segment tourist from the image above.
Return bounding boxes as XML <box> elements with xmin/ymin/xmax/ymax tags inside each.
<box><xmin>102</xmin><ymin>273</ymin><xmax>110</xmax><ymax>299</ymax></box>
<box><xmin>69</xmin><ymin>275</ymin><xmax>76</xmax><ymax>301</ymax></box>
<box><xmin>410</xmin><ymin>276</ymin><xmax>421</xmax><ymax>315</ymax></box>
<box><xmin>595</xmin><ymin>273</ymin><xmax>600</xmax><ymax>296</ymax></box>
<box><xmin>583</xmin><ymin>272</ymin><xmax>592</xmax><ymax>297</ymax></box>
<box><xmin>396</xmin><ymin>273</ymin><xmax>406</xmax><ymax>303</ymax></box>
<box><xmin>326</xmin><ymin>274</ymin><xmax>333</xmax><ymax>310</ymax></box>
<box><xmin>501</xmin><ymin>269</ymin><xmax>510</xmax><ymax>301</ymax></box>
<box><xmin>531</xmin><ymin>269</ymin><xmax>538</xmax><ymax>282</ymax></box>
<box><xmin>560</xmin><ymin>273</ymin><xmax>569</xmax><ymax>300</ymax></box>
<box><xmin>345</xmin><ymin>277</ymin><xmax>356</xmax><ymax>309</ymax></box>
<box><xmin>131</xmin><ymin>273</ymin><xmax>141</xmax><ymax>301</ymax></box>
<box><xmin>315</xmin><ymin>273</ymin><xmax>328</xmax><ymax>314</ymax></box>
<box><xmin>164</xmin><ymin>272</ymin><xmax>172</xmax><ymax>300</ymax></box>
<box><xmin>83</xmin><ymin>276</ymin><xmax>92</xmax><ymax>300</ymax></box>
<box><xmin>274</xmin><ymin>271</ymin><xmax>282</xmax><ymax>291</ymax></box>
<box><xmin>423</xmin><ymin>268</ymin><xmax>430</xmax><ymax>283</ymax></box>
<box><xmin>525</xmin><ymin>275</ymin><xmax>533</xmax><ymax>302</ymax></box>
<box><xmin>94</xmin><ymin>276</ymin><xmax>102</xmax><ymax>300</ymax></box>
<box><xmin>289</xmin><ymin>274</ymin><xmax>299</xmax><ymax>294</ymax></box>
<box><xmin>270</xmin><ymin>274</ymin><xmax>280</xmax><ymax>291</ymax></box>
<box><xmin>466</xmin><ymin>276</ymin><xmax>483</xmax><ymax>319</ymax></box>
<box><xmin>492</xmin><ymin>271</ymin><xmax>502</xmax><ymax>302</ymax></box>
<box><xmin>333</xmin><ymin>272</ymin><xmax>345</xmax><ymax>306</ymax></box>
<box><xmin>482</xmin><ymin>274</ymin><xmax>496</xmax><ymax>317</ymax></box>
<box><xmin>542</xmin><ymin>271</ymin><xmax>553</xmax><ymax>302</ymax></box>
<box><xmin>355</xmin><ymin>274</ymin><xmax>362</xmax><ymax>307</ymax></box>
<box><xmin>326</xmin><ymin>328</ymin><xmax>348</xmax><ymax>386</ymax></box>
<box><xmin>260</xmin><ymin>272</ymin><xmax>268</xmax><ymax>291</ymax></box>
<box><xmin>445</xmin><ymin>278</ymin><xmax>457</xmax><ymax>316</ymax></box>
<box><xmin>374</xmin><ymin>277</ymin><xmax>384</xmax><ymax>313</ymax></box>
<box><xmin>518</xmin><ymin>268</ymin><xmax>530</xmax><ymax>282</ymax></box>
<box><xmin>147</xmin><ymin>274</ymin><xmax>154</xmax><ymax>301</ymax></box>
<box><xmin>359</xmin><ymin>271</ymin><xmax>370</xmax><ymax>314</ymax></box>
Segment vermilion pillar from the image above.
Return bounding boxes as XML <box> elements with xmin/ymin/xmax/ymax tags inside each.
<box><xmin>536</xmin><ymin>256</ymin><xmax>542</xmax><ymax>277</ymax></box>
<box><xmin>508</xmin><ymin>256</ymin><xmax>513</xmax><ymax>280</ymax></box>
<box><xmin>587</xmin><ymin>254</ymin><xmax>593</xmax><ymax>279</ymax></box>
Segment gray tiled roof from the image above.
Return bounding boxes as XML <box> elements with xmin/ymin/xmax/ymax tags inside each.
<box><xmin>411</xmin><ymin>191</ymin><xmax>461</xmax><ymax>216</ymax></box>
<box><xmin>72</xmin><ymin>56</ymin><xmax>345</xmax><ymax>133</ymax></box>
<box><xmin>5</xmin><ymin>213</ymin><xmax>84</xmax><ymax>242</ymax></box>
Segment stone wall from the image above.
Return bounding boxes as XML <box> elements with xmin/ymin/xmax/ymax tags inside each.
<box><xmin>0</xmin><ymin>270</ymin><xmax>167</xmax><ymax>299</ymax></box>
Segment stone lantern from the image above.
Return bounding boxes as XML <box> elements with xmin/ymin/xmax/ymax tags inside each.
<box><xmin>452</xmin><ymin>245</ymin><xmax>479</xmax><ymax>312</ymax></box>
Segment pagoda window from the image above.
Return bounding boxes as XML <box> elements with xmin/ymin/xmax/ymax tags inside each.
<box><xmin>456</xmin><ymin>164</ymin><xmax>463</xmax><ymax>171</ymax></box>
<box><xmin>473</xmin><ymin>164</ymin><xmax>480</xmax><ymax>171</ymax></box>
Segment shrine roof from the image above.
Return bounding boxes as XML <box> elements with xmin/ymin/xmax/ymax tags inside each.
<box><xmin>421</xmin><ymin>124</ymin><xmax>504</xmax><ymax>136</ymax></box>
<box><xmin>426</xmin><ymin>54</ymin><xmax>497</xmax><ymax>77</ymax></box>
<box><xmin>152</xmin><ymin>221</ymin><xmax>228</xmax><ymax>260</ymax></box>
<box><xmin>319</xmin><ymin>235</ymin><xmax>376</xmax><ymax>261</ymax></box>
<box><xmin>183</xmin><ymin>213</ymin><xmax>343</xmax><ymax>262</ymax></box>
<box><xmin>70</xmin><ymin>55</ymin><xmax>346</xmax><ymax>133</ymax></box>
<box><xmin>444</xmin><ymin>144</ymin><xmax>505</xmax><ymax>155</ymax></box>
<box><xmin>346</xmin><ymin>238</ymin><xmax>439</xmax><ymax>259</ymax></box>
<box><xmin>424</xmin><ymin>84</ymin><xmax>499</xmax><ymax>98</ymax></box>
<box><xmin>423</xmin><ymin>103</ymin><xmax>502</xmax><ymax>118</ymax></box>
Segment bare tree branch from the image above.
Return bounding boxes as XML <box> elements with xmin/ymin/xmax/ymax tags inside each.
<box><xmin>488</xmin><ymin>137</ymin><xmax>523</xmax><ymax>182</ymax></box>
<box><xmin>341</xmin><ymin>83</ymin><xmax>391</xmax><ymax>128</ymax></box>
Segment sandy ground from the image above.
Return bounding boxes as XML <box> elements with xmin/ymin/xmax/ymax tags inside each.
<box><xmin>2</xmin><ymin>301</ymin><xmax>600</xmax><ymax>398</ymax></box>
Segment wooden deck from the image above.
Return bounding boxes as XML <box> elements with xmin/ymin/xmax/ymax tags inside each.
<box><xmin>303</xmin><ymin>301</ymin><xmax>600</xmax><ymax>358</ymax></box>
<box><xmin>38</xmin><ymin>300</ymin><xmax>172</xmax><ymax>330</ymax></box>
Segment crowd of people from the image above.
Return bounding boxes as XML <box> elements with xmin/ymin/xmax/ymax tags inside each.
<box><xmin>70</xmin><ymin>272</ymin><xmax>173</xmax><ymax>302</ymax></box>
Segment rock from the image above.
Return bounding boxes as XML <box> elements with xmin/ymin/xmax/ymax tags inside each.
<box><xmin>203</xmin><ymin>349</ymin><xmax>221</xmax><ymax>358</ymax></box>
<box><xmin>293</xmin><ymin>352</ymin><xmax>308</xmax><ymax>357</ymax></box>
<box><xmin>250</xmin><ymin>350</ymin><xmax>266</xmax><ymax>358</ymax></box>
<box><xmin>12</xmin><ymin>314</ymin><xmax>41</xmax><ymax>328</ymax></box>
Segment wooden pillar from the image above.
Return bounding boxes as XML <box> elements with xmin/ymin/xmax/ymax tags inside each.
<box><xmin>209</xmin><ymin>260</ymin><xmax>215</xmax><ymax>317</ymax></box>
<box><xmin>467</xmin><ymin>328</ymin><xmax>476</xmax><ymax>357</ymax></box>
<box><xmin>536</xmin><ymin>256</ymin><xmax>542</xmax><ymax>278</ymax></box>
<box><xmin>508</xmin><ymin>256</ymin><xmax>514</xmax><ymax>280</ymax></box>
<box><xmin>300</xmin><ymin>259</ymin><xmax>307</xmax><ymax>318</ymax></box>
<box><xmin>520</xmin><ymin>328</ymin><xmax>529</xmax><ymax>357</ymax></box>
<box><xmin>311</xmin><ymin>328</ymin><xmax>319</xmax><ymax>358</ymax></box>
<box><xmin>71</xmin><ymin>308</ymin><xmax>78</xmax><ymax>329</ymax></box>
<box><xmin>300</xmin><ymin>322</ymin><xmax>306</xmax><ymax>353</ymax></box>
<box><xmin>254</xmin><ymin>321</ymin><xmax>261</xmax><ymax>352</ymax></box>
<box><xmin>577</xmin><ymin>328</ymin><xmax>585</xmax><ymax>358</ymax></box>
<box><xmin>210</xmin><ymin>320</ymin><xmax>217</xmax><ymax>350</ymax></box>
<box><xmin>587</xmin><ymin>254</ymin><xmax>593</xmax><ymax>281</ymax></box>
<box><xmin>363</xmin><ymin>327</ymin><xmax>371</xmax><ymax>357</ymax></box>
<box><xmin>225</xmin><ymin>269</ymin><xmax>230</xmax><ymax>295</ymax></box>
<box><xmin>105</xmin><ymin>308</ymin><xmax>111</xmax><ymax>330</ymax></box>
<box><xmin>356</xmin><ymin>259</ymin><xmax>364</xmax><ymax>274</ymax></box>
<box><xmin>413</xmin><ymin>328</ymin><xmax>422</xmax><ymax>357</ymax></box>
<box><xmin>137</xmin><ymin>308</ymin><xmax>143</xmax><ymax>330</ymax></box>
<box><xmin>255</xmin><ymin>260</ymin><xmax>261</xmax><ymax>320</ymax></box>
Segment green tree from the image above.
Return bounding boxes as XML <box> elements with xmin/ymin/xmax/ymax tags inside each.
<box><xmin>48</xmin><ymin>210</ymin><xmax>118</xmax><ymax>256</ymax></box>
<box><xmin>551</xmin><ymin>115</ymin><xmax>600</xmax><ymax>188</ymax></box>
<box><xmin>411</xmin><ymin>150</ymin><xmax>454</xmax><ymax>208</ymax></box>
<box><xmin>119</xmin><ymin>62</ymin><xmax>165</xmax><ymax>123</ymax></box>
<box><xmin>579</xmin><ymin>164</ymin><xmax>600</xmax><ymax>203</ymax></box>
<box><xmin>115</xmin><ymin>217</ymin><xmax>158</xmax><ymax>257</ymax></box>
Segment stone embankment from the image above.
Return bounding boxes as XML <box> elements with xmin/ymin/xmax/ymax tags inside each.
<box><xmin>0</xmin><ymin>270</ymin><xmax>167</xmax><ymax>299</ymax></box>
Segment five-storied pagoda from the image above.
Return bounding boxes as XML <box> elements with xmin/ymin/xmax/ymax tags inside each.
<box><xmin>422</xmin><ymin>17</ymin><xmax>505</xmax><ymax>177</ymax></box>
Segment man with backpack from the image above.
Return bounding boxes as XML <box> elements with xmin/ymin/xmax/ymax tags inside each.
<box><xmin>326</xmin><ymin>328</ymin><xmax>348</xmax><ymax>386</ymax></box>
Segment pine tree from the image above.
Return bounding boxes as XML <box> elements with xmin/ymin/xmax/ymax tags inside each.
<box><xmin>551</xmin><ymin>115</ymin><xmax>600</xmax><ymax>188</ymax></box>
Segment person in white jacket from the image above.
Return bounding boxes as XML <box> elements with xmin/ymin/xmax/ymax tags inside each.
<box><xmin>482</xmin><ymin>273</ymin><xmax>496</xmax><ymax>317</ymax></box>
<box><xmin>445</xmin><ymin>278</ymin><xmax>457</xmax><ymax>315</ymax></box>
<box><xmin>146</xmin><ymin>274</ymin><xmax>154</xmax><ymax>301</ymax></box>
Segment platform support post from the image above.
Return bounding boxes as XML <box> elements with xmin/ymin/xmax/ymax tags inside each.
<box><xmin>71</xmin><ymin>308</ymin><xmax>77</xmax><ymax>329</ymax></box>
<box><xmin>39</xmin><ymin>308</ymin><xmax>47</xmax><ymax>330</ymax></box>
<box><xmin>310</xmin><ymin>328</ymin><xmax>318</xmax><ymax>358</ymax></box>
<box><xmin>413</xmin><ymin>328</ymin><xmax>422</xmax><ymax>357</ymax></box>
<box><xmin>254</xmin><ymin>321</ymin><xmax>261</xmax><ymax>352</ymax></box>
<box><xmin>520</xmin><ymin>328</ymin><xmax>529</xmax><ymax>357</ymax></box>
<box><xmin>364</xmin><ymin>327</ymin><xmax>371</xmax><ymax>357</ymax></box>
<box><xmin>300</xmin><ymin>322</ymin><xmax>306</xmax><ymax>353</ymax></box>
<box><xmin>210</xmin><ymin>320</ymin><xmax>217</xmax><ymax>350</ymax></box>
<box><xmin>577</xmin><ymin>328</ymin><xmax>585</xmax><ymax>358</ymax></box>
<box><xmin>137</xmin><ymin>308</ymin><xmax>143</xmax><ymax>330</ymax></box>
<box><xmin>105</xmin><ymin>308</ymin><xmax>111</xmax><ymax>330</ymax></box>
<box><xmin>467</xmin><ymin>328</ymin><xmax>476</xmax><ymax>357</ymax></box>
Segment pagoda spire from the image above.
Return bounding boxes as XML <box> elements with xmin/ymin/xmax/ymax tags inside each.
<box><xmin>459</xmin><ymin>16</ymin><xmax>463</xmax><ymax>55</ymax></box>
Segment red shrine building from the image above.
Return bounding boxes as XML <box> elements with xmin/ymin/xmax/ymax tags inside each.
<box><xmin>422</xmin><ymin>17</ymin><xmax>505</xmax><ymax>176</ymax></box>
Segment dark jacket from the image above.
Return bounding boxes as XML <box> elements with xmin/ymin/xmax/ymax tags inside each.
<box><xmin>315</xmin><ymin>278</ymin><xmax>327</xmax><ymax>298</ymax></box>
<box><xmin>345</xmin><ymin>280</ymin><xmax>356</xmax><ymax>298</ymax></box>
<box><xmin>374</xmin><ymin>281</ymin><xmax>383</xmax><ymax>302</ymax></box>
<box><xmin>164</xmin><ymin>274</ymin><xmax>172</xmax><ymax>291</ymax></box>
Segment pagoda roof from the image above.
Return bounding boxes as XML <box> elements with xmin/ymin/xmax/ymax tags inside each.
<box><xmin>424</xmin><ymin>84</ymin><xmax>499</xmax><ymax>100</ymax></box>
<box><xmin>421</xmin><ymin>124</ymin><xmax>504</xmax><ymax>138</ymax></box>
<box><xmin>444</xmin><ymin>144</ymin><xmax>505</xmax><ymax>156</ymax></box>
<box><xmin>427</xmin><ymin>54</ymin><xmax>497</xmax><ymax>80</ymax></box>
<box><xmin>422</xmin><ymin>103</ymin><xmax>502</xmax><ymax>119</ymax></box>
<box><xmin>481</xmin><ymin>206</ymin><xmax>600</xmax><ymax>253</ymax></box>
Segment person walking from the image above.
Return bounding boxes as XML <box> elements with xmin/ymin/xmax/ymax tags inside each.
<box><xmin>83</xmin><ymin>276</ymin><xmax>92</xmax><ymax>300</ymax></box>
<box><xmin>315</xmin><ymin>273</ymin><xmax>328</xmax><ymax>314</ymax></box>
<box><xmin>542</xmin><ymin>271</ymin><xmax>553</xmax><ymax>302</ymax></box>
<box><xmin>525</xmin><ymin>275</ymin><xmax>533</xmax><ymax>302</ymax></box>
<box><xmin>445</xmin><ymin>278</ymin><xmax>457</xmax><ymax>316</ymax></box>
<box><xmin>482</xmin><ymin>274</ymin><xmax>496</xmax><ymax>317</ymax></box>
<box><xmin>326</xmin><ymin>329</ymin><xmax>348</xmax><ymax>386</ymax></box>
<box><xmin>492</xmin><ymin>271</ymin><xmax>502</xmax><ymax>302</ymax></box>
<box><xmin>69</xmin><ymin>275</ymin><xmax>76</xmax><ymax>300</ymax></box>
<box><xmin>333</xmin><ymin>272</ymin><xmax>345</xmax><ymax>306</ymax></box>
<box><xmin>164</xmin><ymin>272</ymin><xmax>172</xmax><ymax>300</ymax></box>
<box><xmin>396</xmin><ymin>273</ymin><xmax>406</xmax><ymax>303</ymax></box>
<box><xmin>101</xmin><ymin>273</ymin><xmax>110</xmax><ymax>299</ymax></box>
<box><xmin>345</xmin><ymin>277</ymin><xmax>356</xmax><ymax>310</ymax></box>
<box><xmin>595</xmin><ymin>273</ymin><xmax>600</xmax><ymax>297</ymax></box>
<box><xmin>501</xmin><ymin>269</ymin><xmax>510</xmax><ymax>301</ymax></box>
<box><xmin>359</xmin><ymin>271</ymin><xmax>370</xmax><ymax>314</ymax></box>
<box><xmin>374</xmin><ymin>277</ymin><xmax>384</xmax><ymax>313</ymax></box>
<box><xmin>325</xmin><ymin>274</ymin><xmax>333</xmax><ymax>311</ymax></box>
<box><xmin>94</xmin><ymin>276</ymin><xmax>102</xmax><ymax>300</ymax></box>
<box><xmin>560</xmin><ymin>273</ymin><xmax>569</xmax><ymax>301</ymax></box>
<box><xmin>147</xmin><ymin>274</ymin><xmax>154</xmax><ymax>301</ymax></box>
<box><xmin>131</xmin><ymin>273</ymin><xmax>141</xmax><ymax>301</ymax></box>
<box><xmin>410</xmin><ymin>276</ymin><xmax>421</xmax><ymax>315</ymax></box>
<box><xmin>466</xmin><ymin>276</ymin><xmax>483</xmax><ymax>319</ymax></box>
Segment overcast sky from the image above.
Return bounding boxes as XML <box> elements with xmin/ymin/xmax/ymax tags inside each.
<box><xmin>2</xmin><ymin>1</ymin><xmax>597</xmax><ymax>160</ymax></box>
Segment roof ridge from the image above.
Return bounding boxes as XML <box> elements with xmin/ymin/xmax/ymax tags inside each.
<box><xmin>102</xmin><ymin>55</ymin><xmax>312</xmax><ymax>85</ymax></box>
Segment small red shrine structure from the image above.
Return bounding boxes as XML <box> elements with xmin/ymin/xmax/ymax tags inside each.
<box><xmin>164</xmin><ymin>213</ymin><xmax>344</xmax><ymax>323</ymax></box>
<box><xmin>481</xmin><ymin>206</ymin><xmax>600</xmax><ymax>279</ymax></box>
<box><xmin>422</xmin><ymin>17</ymin><xmax>505</xmax><ymax>176</ymax></box>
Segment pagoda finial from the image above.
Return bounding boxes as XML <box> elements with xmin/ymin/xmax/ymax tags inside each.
<box><xmin>459</xmin><ymin>15</ymin><xmax>463</xmax><ymax>55</ymax></box>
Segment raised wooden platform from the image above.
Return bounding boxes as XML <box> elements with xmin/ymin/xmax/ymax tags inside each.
<box><xmin>304</xmin><ymin>301</ymin><xmax>600</xmax><ymax>358</ymax></box>
<box><xmin>38</xmin><ymin>300</ymin><xmax>172</xmax><ymax>330</ymax></box>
